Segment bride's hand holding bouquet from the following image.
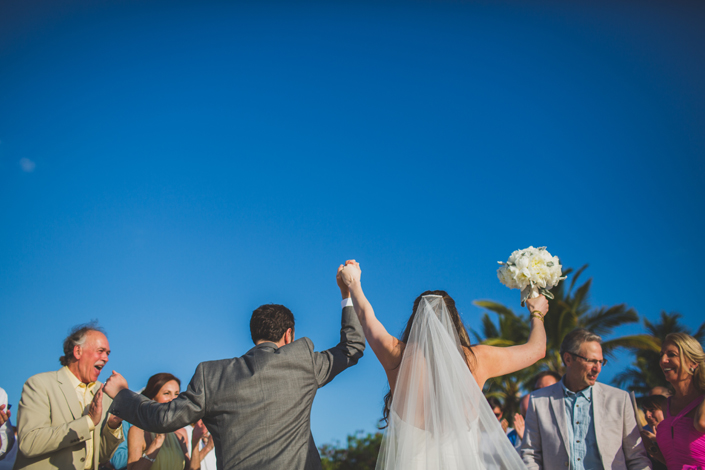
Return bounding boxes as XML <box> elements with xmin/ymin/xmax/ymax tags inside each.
<box><xmin>525</xmin><ymin>294</ymin><xmax>549</xmax><ymax>321</ymax></box>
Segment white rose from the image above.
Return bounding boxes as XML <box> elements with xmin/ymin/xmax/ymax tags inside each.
<box><xmin>515</xmin><ymin>256</ymin><xmax>530</xmax><ymax>270</ymax></box>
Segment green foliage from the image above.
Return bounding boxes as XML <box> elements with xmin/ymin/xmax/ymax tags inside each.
<box><xmin>474</xmin><ymin>265</ymin><xmax>660</xmax><ymax>420</ymax></box>
<box><xmin>612</xmin><ymin>311</ymin><xmax>705</xmax><ymax>393</ymax></box>
<box><xmin>471</xmin><ymin>299</ymin><xmax>535</xmax><ymax>426</ymax></box>
<box><xmin>319</xmin><ymin>431</ymin><xmax>383</xmax><ymax>470</ymax></box>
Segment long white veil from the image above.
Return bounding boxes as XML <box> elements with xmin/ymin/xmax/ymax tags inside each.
<box><xmin>376</xmin><ymin>295</ymin><xmax>527</xmax><ymax>470</ymax></box>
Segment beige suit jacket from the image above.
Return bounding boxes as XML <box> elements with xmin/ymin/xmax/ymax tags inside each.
<box><xmin>13</xmin><ymin>367</ymin><xmax>123</xmax><ymax>470</ymax></box>
<box><xmin>521</xmin><ymin>381</ymin><xmax>651</xmax><ymax>470</ymax></box>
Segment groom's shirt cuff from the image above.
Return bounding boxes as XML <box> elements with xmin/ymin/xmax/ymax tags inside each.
<box><xmin>341</xmin><ymin>298</ymin><xmax>353</xmax><ymax>308</ymax></box>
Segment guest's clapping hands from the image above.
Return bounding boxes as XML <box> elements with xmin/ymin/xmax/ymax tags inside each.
<box><xmin>192</xmin><ymin>420</ymin><xmax>214</xmax><ymax>457</ymax></box>
<box><xmin>103</xmin><ymin>370</ymin><xmax>128</xmax><ymax>399</ymax></box>
<box><xmin>526</xmin><ymin>295</ymin><xmax>548</xmax><ymax>318</ymax></box>
<box><xmin>339</xmin><ymin>260</ymin><xmax>361</xmax><ymax>288</ymax></box>
<box><xmin>513</xmin><ymin>413</ymin><xmax>525</xmax><ymax>440</ymax></box>
<box><xmin>87</xmin><ymin>384</ymin><xmax>123</xmax><ymax>429</ymax></box>
<box><xmin>147</xmin><ymin>433</ymin><xmax>166</xmax><ymax>454</ymax></box>
<box><xmin>0</xmin><ymin>404</ymin><xmax>10</xmax><ymax>426</ymax></box>
<box><xmin>88</xmin><ymin>385</ymin><xmax>105</xmax><ymax>426</ymax></box>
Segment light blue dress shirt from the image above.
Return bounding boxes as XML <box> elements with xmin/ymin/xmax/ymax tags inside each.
<box><xmin>109</xmin><ymin>420</ymin><xmax>132</xmax><ymax>470</ymax></box>
<box><xmin>561</xmin><ymin>378</ymin><xmax>603</xmax><ymax>470</ymax></box>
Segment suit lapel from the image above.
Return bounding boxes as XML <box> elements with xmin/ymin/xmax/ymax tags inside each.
<box><xmin>57</xmin><ymin>367</ymin><xmax>83</xmax><ymax>420</ymax></box>
<box><xmin>89</xmin><ymin>381</ymin><xmax>103</xmax><ymax>470</ymax></box>
<box><xmin>549</xmin><ymin>384</ymin><xmax>571</xmax><ymax>458</ymax></box>
<box><xmin>592</xmin><ymin>383</ymin><xmax>606</xmax><ymax>469</ymax></box>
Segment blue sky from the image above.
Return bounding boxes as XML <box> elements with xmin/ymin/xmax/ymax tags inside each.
<box><xmin>1</xmin><ymin>0</ymin><xmax>704</xmax><ymax>446</ymax></box>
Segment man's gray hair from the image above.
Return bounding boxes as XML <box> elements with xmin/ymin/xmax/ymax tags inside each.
<box><xmin>59</xmin><ymin>321</ymin><xmax>105</xmax><ymax>366</ymax></box>
<box><xmin>560</xmin><ymin>328</ymin><xmax>602</xmax><ymax>365</ymax></box>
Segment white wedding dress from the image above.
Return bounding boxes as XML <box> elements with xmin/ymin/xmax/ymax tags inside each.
<box><xmin>376</xmin><ymin>295</ymin><xmax>527</xmax><ymax>470</ymax></box>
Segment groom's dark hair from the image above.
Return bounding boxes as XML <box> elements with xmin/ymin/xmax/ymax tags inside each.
<box><xmin>250</xmin><ymin>304</ymin><xmax>295</xmax><ymax>343</ymax></box>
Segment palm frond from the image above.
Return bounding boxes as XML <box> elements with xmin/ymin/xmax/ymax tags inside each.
<box><xmin>568</xmin><ymin>264</ymin><xmax>589</xmax><ymax>293</ymax></box>
<box><xmin>570</xmin><ymin>278</ymin><xmax>593</xmax><ymax>313</ymax></box>
<box><xmin>580</xmin><ymin>305</ymin><xmax>638</xmax><ymax>336</ymax></box>
<box><xmin>469</xmin><ymin>327</ymin><xmax>484</xmax><ymax>344</ymax></box>
<box><xmin>611</xmin><ymin>368</ymin><xmax>650</xmax><ymax>392</ymax></box>
<box><xmin>481</xmin><ymin>338</ymin><xmax>518</xmax><ymax>347</ymax></box>
<box><xmin>480</xmin><ymin>313</ymin><xmax>499</xmax><ymax>339</ymax></box>
<box><xmin>643</xmin><ymin>317</ymin><xmax>656</xmax><ymax>336</ymax></box>
<box><xmin>692</xmin><ymin>321</ymin><xmax>705</xmax><ymax>344</ymax></box>
<box><xmin>601</xmin><ymin>334</ymin><xmax>661</xmax><ymax>357</ymax></box>
<box><xmin>473</xmin><ymin>300</ymin><xmax>518</xmax><ymax>318</ymax></box>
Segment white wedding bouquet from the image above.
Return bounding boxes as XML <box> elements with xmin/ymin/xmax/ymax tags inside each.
<box><xmin>497</xmin><ymin>246</ymin><xmax>566</xmax><ymax>305</ymax></box>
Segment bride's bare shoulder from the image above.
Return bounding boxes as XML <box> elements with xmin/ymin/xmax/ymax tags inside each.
<box><xmin>465</xmin><ymin>344</ymin><xmax>491</xmax><ymax>385</ymax></box>
<box><xmin>462</xmin><ymin>345</ymin><xmax>479</xmax><ymax>370</ymax></box>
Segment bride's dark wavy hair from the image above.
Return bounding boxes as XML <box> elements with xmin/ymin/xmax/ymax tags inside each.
<box><xmin>380</xmin><ymin>290</ymin><xmax>475</xmax><ymax>427</ymax></box>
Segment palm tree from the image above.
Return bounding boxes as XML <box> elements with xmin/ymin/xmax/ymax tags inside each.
<box><xmin>612</xmin><ymin>311</ymin><xmax>705</xmax><ymax>394</ymax></box>
<box><xmin>470</xmin><ymin>301</ymin><xmax>535</xmax><ymax>425</ymax></box>
<box><xmin>473</xmin><ymin>264</ymin><xmax>660</xmax><ymax>398</ymax></box>
<box><xmin>539</xmin><ymin>264</ymin><xmax>660</xmax><ymax>371</ymax></box>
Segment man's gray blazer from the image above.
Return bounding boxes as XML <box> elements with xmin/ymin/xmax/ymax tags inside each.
<box><xmin>109</xmin><ymin>305</ymin><xmax>364</xmax><ymax>470</ymax></box>
<box><xmin>521</xmin><ymin>381</ymin><xmax>651</xmax><ymax>470</ymax></box>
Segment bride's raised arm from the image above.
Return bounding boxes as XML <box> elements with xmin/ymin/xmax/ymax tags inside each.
<box><xmin>470</xmin><ymin>296</ymin><xmax>548</xmax><ymax>388</ymax></box>
<box><xmin>338</xmin><ymin>260</ymin><xmax>404</xmax><ymax>373</ymax></box>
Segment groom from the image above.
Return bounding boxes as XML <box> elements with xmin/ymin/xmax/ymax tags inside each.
<box><xmin>103</xmin><ymin>266</ymin><xmax>365</xmax><ymax>470</ymax></box>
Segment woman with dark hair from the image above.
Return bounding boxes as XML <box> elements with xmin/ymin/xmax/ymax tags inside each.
<box><xmin>127</xmin><ymin>373</ymin><xmax>210</xmax><ymax>470</ymax></box>
<box><xmin>641</xmin><ymin>394</ymin><xmax>667</xmax><ymax>431</ymax></box>
<box><xmin>339</xmin><ymin>260</ymin><xmax>548</xmax><ymax>470</ymax></box>
<box><xmin>639</xmin><ymin>395</ymin><xmax>668</xmax><ymax>470</ymax></box>
<box><xmin>641</xmin><ymin>333</ymin><xmax>705</xmax><ymax>469</ymax></box>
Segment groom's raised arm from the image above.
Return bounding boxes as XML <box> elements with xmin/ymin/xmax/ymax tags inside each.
<box><xmin>107</xmin><ymin>365</ymin><xmax>207</xmax><ymax>433</ymax></box>
<box><xmin>311</xmin><ymin>268</ymin><xmax>365</xmax><ymax>388</ymax></box>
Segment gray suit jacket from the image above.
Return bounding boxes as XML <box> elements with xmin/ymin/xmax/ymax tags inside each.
<box><xmin>110</xmin><ymin>305</ymin><xmax>365</xmax><ymax>470</ymax></box>
<box><xmin>521</xmin><ymin>381</ymin><xmax>651</xmax><ymax>470</ymax></box>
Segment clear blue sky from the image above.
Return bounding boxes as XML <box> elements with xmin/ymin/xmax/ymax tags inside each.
<box><xmin>1</xmin><ymin>0</ymin><xmax>704</xmax><ymax>446</ymax></box>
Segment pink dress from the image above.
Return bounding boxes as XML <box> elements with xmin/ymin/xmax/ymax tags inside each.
<box><xmin>656</xmin><ymin>395</ymin><xmax>705</xmax><ymax>470</ymax></box>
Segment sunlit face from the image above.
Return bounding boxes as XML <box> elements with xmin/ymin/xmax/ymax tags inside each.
<box><xmin>644</xmin><ymin>408</ymin><xmax>664</xmax><ymax>428</ymax></box>
<box><xmin>71</xmin><ymin>331</ymin><xmax>110</xmax><ymax>384</ymax></box>
<box><xmin>564</xmin><ymin>341</ymin><xmax>603</xmax><ymax>391</ymax></box>
<box><xmin>660</xmin><ymin>342</ymin><xmax>694</xmax><ymax>385</ymax></box>
<box><xmin>154</xmin><ymin>380</ymin><xmax>180</xmax><ymax>404</ymax></box>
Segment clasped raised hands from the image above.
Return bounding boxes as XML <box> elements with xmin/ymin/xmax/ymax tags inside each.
<box><xmin>338</xmin><ymin>260</ymin><xmax>361</xmax><ymax>288</ymax></box>
<box><xmin>103</xmin><ymin>370</ymin><xmax>129</xmax><ymax>399</ymax></box>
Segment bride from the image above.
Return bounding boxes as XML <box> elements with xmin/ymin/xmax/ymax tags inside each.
<box><xmin>339</xmin><ymin>260</ymin><xmax>548</xmax><ymax>470</ymax></box>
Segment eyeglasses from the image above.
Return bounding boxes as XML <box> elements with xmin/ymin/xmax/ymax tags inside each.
<box><xmin>569</xmin><ymin>352</ymin><xmax>607</xmax><ymax>366</ymax></box>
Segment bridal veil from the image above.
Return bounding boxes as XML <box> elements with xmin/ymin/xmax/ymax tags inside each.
<box><xmin>376</xmin><ymin>295</ymin><xmax>527</xmax><ymax>470</ymax></box>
